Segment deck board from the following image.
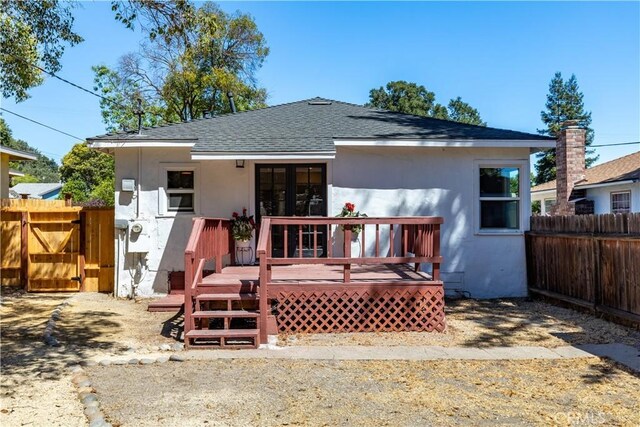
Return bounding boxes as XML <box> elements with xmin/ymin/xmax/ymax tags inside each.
<box><xmin>200</xmin><ymin>263</ymin><xmax>435</xmax><ymax>286</ymax></box>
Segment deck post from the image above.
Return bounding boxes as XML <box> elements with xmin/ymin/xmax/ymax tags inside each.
<box><xmin>259</xmin><ymin>255</ymin><xmax>268</xmax><ymax>344</ymax></box>
<box><xmin>344</xmin><ymin>226</ymin><xmax>351</xmax><ymax>283</ymax></box>
<box><xmin>184</xmin><ymin>252</ymin><xmax>193</xmax><ymax>337</ymax></box>
<box><xmin>433</xmin><ymin>224</ymin><xmax>441</xmax><ymax>281</ymax></box>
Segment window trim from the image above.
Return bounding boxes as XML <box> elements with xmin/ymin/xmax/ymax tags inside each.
<box><xmin>543</xmin><ymin>198</ymin><xmax>556</xmax><ymax>216</ymax></box>
<box><xmin>158</xmin><ymin>163</ymin><xmax>200</xmax><ymax>217</ymax></box>
<box><xmin>610</xmin><ymin>190</ymin><xmax>631</xmax><ymax>214</ymax></box>
<box><xmin>474</xmin><ymin>159</ymin><xmax>529</xmax><ymax>235</ymax></box>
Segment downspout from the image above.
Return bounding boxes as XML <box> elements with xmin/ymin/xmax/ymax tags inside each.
<box><xmin>137</xmin><ymin>147</ymin><xmax>141</xmax><ymax>219</ymax></box>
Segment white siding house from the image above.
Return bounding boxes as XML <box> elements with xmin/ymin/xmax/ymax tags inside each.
<box><xmin>532</xmin><ymin>151</ymin><xmax>640</xmax><ymax>215</ymax></box>
<box><xmin>88</xmin><ymin>98</ymin><xmax>555</xmax><ymax>299</ymax></box>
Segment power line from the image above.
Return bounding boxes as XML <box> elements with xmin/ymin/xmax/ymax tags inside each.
<box><xmin>5</xmin><ymin>53</ymin><xmax>127</xmax><ymax>109</ymax></box>
<box><xmin>591</xmin><ymin>141</ymin><xmax>640</xmax><ymax>147</ymax></box>
<box><xmin>0</xmin><ymin>108</ymin><xmax>84</xmax><ymax>142</ymax></box>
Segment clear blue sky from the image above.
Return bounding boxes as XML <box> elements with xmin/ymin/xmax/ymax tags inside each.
<box><xmin>2</xmin><ymin>1</ymin><xmax>639</xmax><ymax>170</ymax></box>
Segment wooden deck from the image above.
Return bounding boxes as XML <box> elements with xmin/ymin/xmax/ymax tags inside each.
<box><xmin>182</xmin><ymin>216</ymin><xmax>446</xmax><ymax>348</ymax></box>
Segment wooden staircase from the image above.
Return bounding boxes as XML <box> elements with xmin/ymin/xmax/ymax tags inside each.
<box><xmin>185</xmin><ymin>290</ymin><xmax>260</xmax><ymax>348</ymax></box>
<box><xmin>183</xmin><ymin>218</ymin><xmax>264</xmax><ymax>349</ymax></box>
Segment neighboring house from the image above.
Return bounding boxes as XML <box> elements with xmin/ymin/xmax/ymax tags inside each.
<box><xmin>532</xmin><ymin>150</ymin><xmax>640</xmax><ymax>215</ymax></box>
<box><xmin>9</xmin><ymin>182</ymin><xmax>63</xmax><ymax>200</ymax></box>
<box><xmin>0</xmin><ymin>146</ymin><xmax>37</xmax><ymax>198</ymax></box>
<box><xmin>88</xmin><ymin>97</ymin><xmax>555</xmax><ymax>299</ymax></box>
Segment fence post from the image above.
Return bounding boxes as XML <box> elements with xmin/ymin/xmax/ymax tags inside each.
<box><xmin>20</xmin><ymin>211</ymin><xmax>28</xmax><ymax>290</ymax></box>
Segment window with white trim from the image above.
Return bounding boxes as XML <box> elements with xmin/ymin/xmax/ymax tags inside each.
<box><xmin>543</xmin><ymin>198</ymin><xmax>556</xmax><ymax>215</ymax></box>
<box><xmin>611</xmin><ymin>191</ymin><xmax>631</xmax><ymax>214</ymax></box>
<box><xmin>479</xmin><ymin>167</ymin><xmax>520</xmax><ymax>229</ymax></box>
<box><xmin>166</xmin><ymin>170</ymin><xmax>195</xmax><ymax>211</ymax></box>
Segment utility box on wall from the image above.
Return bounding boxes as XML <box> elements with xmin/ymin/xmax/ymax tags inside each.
<box><xmin>127</xmin><ymin>219</ymin><xmax>151</xmax><ymax>252</ymax></box>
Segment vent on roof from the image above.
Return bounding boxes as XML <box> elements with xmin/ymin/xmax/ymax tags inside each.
<box><xmin>308</xmin><ymin>100</ymin><xmax>332</xmax><ymax>105</ymax></box>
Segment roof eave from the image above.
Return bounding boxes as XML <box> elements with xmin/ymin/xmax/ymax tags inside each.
<box><xmin>0</xmin><ymin>146</ymin><xmax>38</xmax><ymax>161</ymax></box>
<box><xmin>532</xmin><ymin>178</ymin><xmax>639</xmax><ymax>194</ymax></box>
<box><xmin>191</xmin><ymin>151</ymin><xmax>336</xmax><ymax>160</ymax></box>
<box><xmin>87</xmin><ymin>139</ymin><xmax>196</xmax><ymax>149</ymax></box>
<box><xmin>333</xmin><ymin>138</ymin><xmax>556</xmax><ymax>149</ymax></box>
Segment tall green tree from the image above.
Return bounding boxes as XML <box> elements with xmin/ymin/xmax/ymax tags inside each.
<box><xmin>535</xmin><ymin>72</ymin><xmax>597</xmax><ymax>184</ymax></box>
<box><xmin>447</xmin><ymin>97</ymin><xmax>486</xmax><ymax>126</ymax></box>
<box><xmin>59</xmin><ymin>143</ymin><xmax>114</xmax><ymax>206</ymax></box>
<box><xmin>367</xmin><ymin>81</ymin><xmax>486</xmax><ymax>126</ymax></box>
<box><xmin>1</xmin><ymin>0</ymin><xmax>192</xmax><ymax>102</ymax></box>
<box><xmin>0</xmin><ymin>117</ymin><xmax>60</xmax><ymax>183</ymax></box>
<box><xmin>367</xmin><ymin>81</ymin><xmax>448</xmax><ymax>119</ymax></box>
<box><xmin>0</xmin><ymin>0</ymin><xmax>83</xmax><ymax>101</ymax></box>
<box><xmin>94</xmin><ymin>2</ymin><xmax>269</xmax><ymax>131</ymax></box>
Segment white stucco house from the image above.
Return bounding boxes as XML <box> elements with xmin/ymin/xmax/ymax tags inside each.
<box><xmin>532</xmin><ymin>151</ymin><xmax>640</xmax><ymax>215</ymax></box>
<box><xmin>88</xmin><ymin>98</ymin><xmax>555</xmax><ymax>299</ymax></box>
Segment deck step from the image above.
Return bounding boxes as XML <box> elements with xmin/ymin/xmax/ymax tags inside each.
<box><xmin>196</xmin><ymin>293</ymin><xmax>258</xmax><ymax>301</ymax></box>
<box><xmin>185</xmin><ymin>328</ymin><xmax>259</xmax><ymax>339</ymax></box>
<box><xmin>192</xmin><ymin>310</ymin><xmax>259</xmax><ymax>318</ymax></box>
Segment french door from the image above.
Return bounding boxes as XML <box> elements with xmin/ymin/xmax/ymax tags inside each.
<box><xmin>255</xmin><ymin>164</ymin><xmax>327</xmax><ymax>258</ymax></box>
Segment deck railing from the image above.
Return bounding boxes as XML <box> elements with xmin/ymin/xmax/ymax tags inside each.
<box><xmin>256</xmin><ymin>216</ymin><xmax>443</xmax><ymax>342</ymax></box>
<box><xmin>184</xmin><ymin>217</ymin><xmax>233</xmax><ymax>334</ymax></box>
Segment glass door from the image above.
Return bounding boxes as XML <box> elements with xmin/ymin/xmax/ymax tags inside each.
<box><xmin>256</xmin><ymin>164</ymin><xmax>327</xmax><ymax>257</ymax></box>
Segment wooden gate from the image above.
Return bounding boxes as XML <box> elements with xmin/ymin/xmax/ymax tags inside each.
<box><xmin>27</xmin><ymin>207</ymin><xmax>81</xmax><ymax>291</ymax></box>
<box><xmin>1</xmin><ymin>199</ymin><xmax>114</xmax><ymax>292</ymax></box>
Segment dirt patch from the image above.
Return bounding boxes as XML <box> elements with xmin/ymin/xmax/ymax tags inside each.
<box><xmin>88</xmin><ymin>358</ymin><xmax>640</xmax><ymax>426</ymax></box>
<box><xmin>60</xmin><ymin>293</ymin><xmax>180</xmax><ymax>354</ymax></box>
<box><xmin>0</xmin><ymin>291</ymin><xmax>85</xmax><ymax>426</ymax></box>
<box><xmin>280</xmin><ymin>299</ymin><xmax>640</xmax><ymax>348</ymax></box>
<box><xmin>0</xmin><ymin>290</ymin><xmax>180</xmax><ymax>427</ymax></box>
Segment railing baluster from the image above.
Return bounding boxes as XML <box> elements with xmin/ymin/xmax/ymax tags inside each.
<box><xmin>375</xmin><ymin>224</ymin><xmax>380</xmax><ymax>257</ymax></box>
<box><xmin>328</xmin><ymin>224</ymin><xmax>333</xmax><ymax>257</ymax></box>
<box><xmin>360</xmin><ymin>224</ymin><xmax>365</xmax><ymax>257</ymax></box>
<box><xmin>284</xmin><ymin>225</ymin><xmax>288</xmax><ymax>259</ymax></box>
<box><xmin>402</xmin><ymin>224</ymin><xmax>408</xmax><ymax>256</ymax></box>
<box><xmin>298</xmin><ymin>225</ymin><xmax>303</xmax><ymax>258</ymax></box>
<box><xmin>389</xmin><ymin>223</ymin><xmax>394</xmax><ymax>257</ymax></box>
<box><xmin>313</xmin><ymin>224</ymin><xmax>318</xmax><ymax>258</ymax></box>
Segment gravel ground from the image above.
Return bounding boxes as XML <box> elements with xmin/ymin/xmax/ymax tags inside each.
<box><xmin>88</xmin><ymin>358</ymin><xmax>640</xmax><ymax>427</ymax></box>
<box><xmin>0</xmin><ymin>290</ymin><xmax>85</xmax><ymax>427</ymax></box>
<box><xmin>280</xmin><ymin>299</ymin><xmax>640</xmax><ymax>348</ymax></box>
<box><xmin>0</xmin><ymin>290</ymin><xmax>177</xmax><ymax>427</ymax></box>
<box><xmin>2</xmin><ymin>290</ymin><xmax>638</xmax><ymax>427</ymax></box>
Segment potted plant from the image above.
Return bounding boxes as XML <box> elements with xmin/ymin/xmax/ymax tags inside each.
<box><xmin>231</xmin><ymin>208</ymin><xmax>256</xmax><ymax>248</ymax></box>
<box><xmin>337</xmin><ymin>202</ymin><xmax>367</xmax><ymax>256</ymax></box>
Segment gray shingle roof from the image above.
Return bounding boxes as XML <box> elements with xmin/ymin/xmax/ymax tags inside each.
<box><xmin>10</xmin><ymin>183</ymin><xmax>63</xmax><ymax>198</ymax></box>
<box><xmin>87</xmin><ymin>97</ymin><xmax>553</xmax><ymax>153</ymax></box>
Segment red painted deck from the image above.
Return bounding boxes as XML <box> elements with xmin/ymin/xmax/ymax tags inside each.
<box><xmin>148</xmin><ymin>293</ymin><xmax>184</xmax><ymax>312</ymax></box>
<box><xmin>200</xmin><ymin>264</ymin><xmax>434</xmax><ymax>289</ymax></box>
<box><xmin>182</xmin><ymin>216</ymin><xmax>446</xmax><ymax>348</ymax></box>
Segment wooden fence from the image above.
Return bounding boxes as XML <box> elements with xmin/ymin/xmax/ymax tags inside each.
<box><xmin>0</xmin><ymin>199</ymin><xmax>114</xmax><ymax>292</ymax></box>
<box><xmin>526</xmin><ymin>213</ymin><xmax>640</xmax><ymax>326</ymax></box>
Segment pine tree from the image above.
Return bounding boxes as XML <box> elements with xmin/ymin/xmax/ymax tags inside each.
<box><xmin>535</xmin><ymin>72</ymin><xmax>598</xmax><ymax>184</ymax></box>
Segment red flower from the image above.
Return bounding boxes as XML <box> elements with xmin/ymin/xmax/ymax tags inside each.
<box><xmin>242</xmin><ymin>207</ymin><xmax>247</xmax><ymax>215</ymax></box>
<box><xmin>232</xmin><ymin>212</ymin><xmax>239</xmax><ymax>218</ymax></box>
<box><xmin>345</xmin><ymin>202</ymin><xmax>355</xmax><ymax>213</ymax></box>
<box><xmin>249</xmin><ymin>217</ymin><xmax>255</xmax><ymax>227</ymax></box>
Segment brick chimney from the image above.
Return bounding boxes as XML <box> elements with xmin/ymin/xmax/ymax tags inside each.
<box><xmin>552</xmin><ymin>120</ymin><xmax>586</xmax><ymax>215</ymax></box>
